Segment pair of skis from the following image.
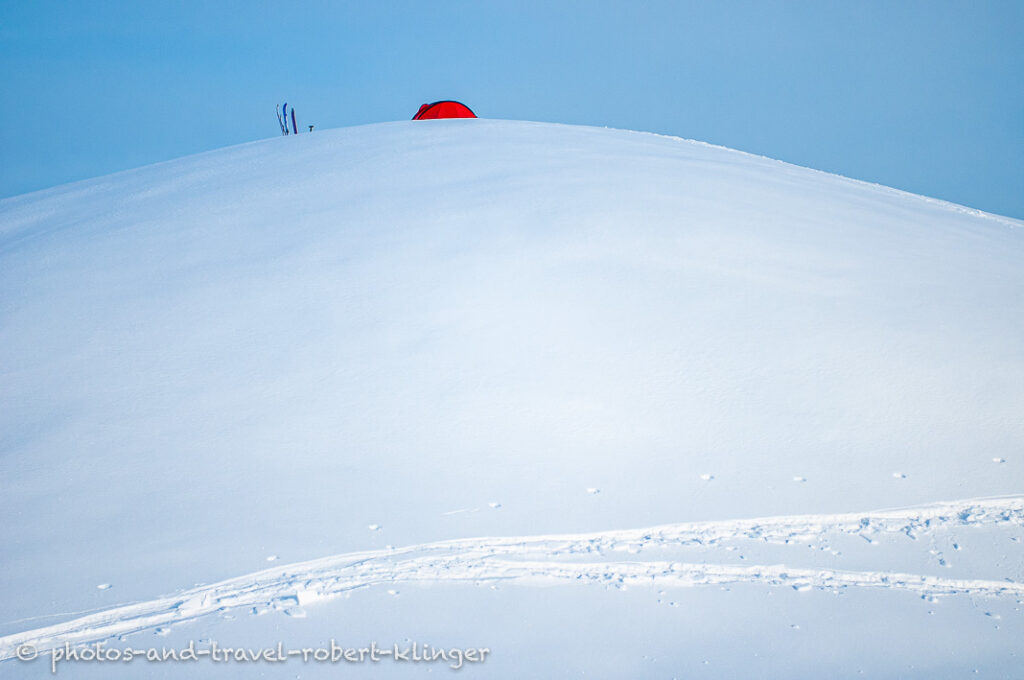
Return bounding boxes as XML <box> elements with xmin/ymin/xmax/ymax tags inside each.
<box><xmin>276</xmin><ymin>103</ymin><xmax>298</xmax><ymax>135</ymax></box>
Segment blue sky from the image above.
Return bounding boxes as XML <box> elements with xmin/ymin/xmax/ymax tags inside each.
<box><xmin>1</xmin><ymin>1</ymin><xmax>1021</xmax><ymax>218</ymax></box>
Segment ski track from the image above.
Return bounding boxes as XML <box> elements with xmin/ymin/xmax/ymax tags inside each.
<box><xmin>2</xmin><ymin>495</ymin><xmax>1023</xmax><ymax>660</ymax></box>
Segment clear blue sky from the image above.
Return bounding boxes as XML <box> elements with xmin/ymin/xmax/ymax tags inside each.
<box><xmin>2</xmin><ymin>1</ymin><xmax>1021</xmax><ymax>218</ymax></box>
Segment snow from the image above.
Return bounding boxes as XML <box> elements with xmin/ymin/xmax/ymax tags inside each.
<box><xmin>1</xmin><ymin>119</ymin><xmax>1023</xmax><ymax>677</ymax></box>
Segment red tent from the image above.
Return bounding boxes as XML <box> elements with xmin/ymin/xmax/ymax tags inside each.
<box><xmin>412</xmin><ymin>100</ymin><xmax>477</xmax><ymax>120</ymax></box>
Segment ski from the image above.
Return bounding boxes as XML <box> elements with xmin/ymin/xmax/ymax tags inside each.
<box><xmin>276</xmin><ymin>104</ymin><xmax>287</xmax><ymax>136</ymax></box>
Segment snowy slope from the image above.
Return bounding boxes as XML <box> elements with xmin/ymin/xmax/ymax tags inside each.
<box><xmin>1</xmin><ymin>120</ymin><xmax>1022</xmax><ymax>677</ymax></box>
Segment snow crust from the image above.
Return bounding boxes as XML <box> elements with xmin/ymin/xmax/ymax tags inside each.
<box><xmin>1</xmin><ymin>119</ymin><xmax>1022</xmax><ymax>676</ymax></box>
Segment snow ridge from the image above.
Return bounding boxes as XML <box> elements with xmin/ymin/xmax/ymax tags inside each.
<box><xmin>624</xmin><ymin>126</ymin><xmax>1024</xmax><ymax>230</ymax></box>
<box><xmin>1</xmin><ymin>495</ymin><xmax>1021</xmax><ymax>661</ymax></box>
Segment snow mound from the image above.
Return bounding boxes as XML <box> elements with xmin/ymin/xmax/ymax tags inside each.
<box><xmin>1</xmin><ymin>120</ymin><xmax>1023</xmax><ymax>677</ymax></box>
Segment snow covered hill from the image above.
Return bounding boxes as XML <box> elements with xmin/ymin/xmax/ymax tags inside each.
<box><xmin>1</xmin><ymin>120</ymin><xmax>1022</xmax><ymax>678</ymax></box>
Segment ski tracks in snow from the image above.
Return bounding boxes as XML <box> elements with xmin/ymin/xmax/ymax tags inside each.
<box><xmin>2</xmin><ymin>495</ymin><xmax>1023</xmax><ymax>660</ymax></box>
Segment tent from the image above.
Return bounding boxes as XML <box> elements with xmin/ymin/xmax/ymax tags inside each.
<box><xmin>412</xmin><ymin>101</ymin><xmax>477</xmax><ymax>120</ymax></box>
